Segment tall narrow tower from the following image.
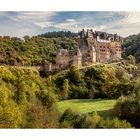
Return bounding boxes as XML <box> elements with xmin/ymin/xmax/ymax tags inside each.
<box><xmin>73</xmin><ymin>48</ymin><xmax>82</xmax><ymax>69</ymax></box>
<box><xmin>90</xmin><ymin>46</ymin><xmax>96</xmax><ymax>63</ymax></box>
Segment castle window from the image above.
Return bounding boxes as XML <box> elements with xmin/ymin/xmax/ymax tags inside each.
<box><xmin>100</xmin><ymin>46</ymin><xmax>102</xmax><ymax>48</ymax></box>
<box><xmin>103</xmin><ymin>46</ymin><xmax>105</xmax><ymax>48</ymax></box>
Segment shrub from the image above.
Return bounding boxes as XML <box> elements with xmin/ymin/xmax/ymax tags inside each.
<box><xmin>101</xmin><ymin>117</ymin><xmax>132</xmax><ymax>128</ymax></box>
<box><xmin>59</xmin><ymin>109</ymin><xmax>93</xmax><ymax>128</ymax></box>
<box><xmin>113</xmin><ymin>95</ymin><xmax>140</xmax><ymax>128</ymax></box>
<box><xmin>105</xmin><ymin>82</ymin><xmax>134</xmax><ymax>99</ymax></box>
<box><xmin>92</xmin><ymin>111</ymin><xmax>101</xmax><ymax>127</ymax></box>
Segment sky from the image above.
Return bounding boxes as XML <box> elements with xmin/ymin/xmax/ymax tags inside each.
<box><xmin>0</xmin><ymin>11</ymin><xmax>140</xmax><ymax>38</ymax></box>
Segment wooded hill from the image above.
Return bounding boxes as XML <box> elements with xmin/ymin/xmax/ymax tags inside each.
<box><xmin>0</xmin><ymin>31</ymin><xmax>77</xmax><ymax>66</ymax></box>
<box><xmin>122</xmin><ymin>33</ymin><xmax>140</xmax><ymax>63</ymax></box>
<box><xmin>0</xmin><ymin>31</ymin><xmax>140</xmax><ymax>66</ymax></box>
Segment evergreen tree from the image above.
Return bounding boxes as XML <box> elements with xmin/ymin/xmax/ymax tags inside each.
<box><xmin>62</xmin><ymin>79</ymin><xmax>69</xmax><ymax>99</ymax></box>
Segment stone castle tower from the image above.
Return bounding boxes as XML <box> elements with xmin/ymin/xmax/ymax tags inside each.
<box><xmin>73</xmin><ymin>48</ymin><xmax>82</xmax><ymax>69</ymax></box>
<box><xmin>90</xmin><ymin>46</ymin><xmax>96</xmax><ymax>63</ymax></box>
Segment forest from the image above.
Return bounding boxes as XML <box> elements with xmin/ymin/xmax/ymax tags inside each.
<box><xmin>0</xmin><ymin>31</ymin><xmax>140</xmax><ymax>128</ymax></box>
<box><xmin>0</xmin><ymin>31</ymin><xmax>77</xmax><ymax>66</ymax></box>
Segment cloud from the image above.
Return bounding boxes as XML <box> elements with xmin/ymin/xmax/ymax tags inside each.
<box><xmin>100</xmin><ymin>12</ymin><xmax>140</xmax><ymax>36</ymax></box>
<box><xmin>66</xmin><ymin>19</ymin><xmax>75</xmax><ymax>22</ymax></box>
<box><xmin>125</xmin><ymin>12</ymin><xmax>140</xmax><ymax>24</ymax></box>
<box><xmin>0</xmin><ymin>11</ymin><xmax>140</xmax><ymax>37</ymax></box>
<box><xmin>43</xmin><ymin>12</ymin><xmax>129</xmax><ymax>35</ymax></box>
<box><xmin>0</xmin><ymin>11</ymin><xmax>57</xmax><ymax>37</ymax></box>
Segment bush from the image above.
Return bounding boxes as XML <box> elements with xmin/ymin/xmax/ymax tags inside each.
<box><xmin>59</xmin><ymin>109</ymin><xmax>132</xmax><ymax>128</ymax></box>
<box><xmin>36</xmin><ymin>89</ymin><xmax>56</xmax><ymax>108</ymax></box>
<box><xmin>92</xmin><ymin>111</ymin><xmax>101</xmax><ymax>127</ymax></box>
<box><xmin>101</xmin><ymin>117</ymin><xmax>132</xmax><ymax>128</ymax></box>
<box><xmin>59</xmin><ymin>109</ymin><xmax>93</xmax><ymax>128</ymax></box>
<box><xmin>113</xmin><ymin>95</ymin><xmax>140</xmax><ymax>128</ymax></box>
<box><xmin>105</xmin><ymin>82</ymin><xmax>134</xmax><ymax>99</ymax></box>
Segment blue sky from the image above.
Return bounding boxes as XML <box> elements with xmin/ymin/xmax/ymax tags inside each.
<box><xmin>0</xmin><ymin>11</ymin><xmax>140</xmax><ymax>37</ymax></box>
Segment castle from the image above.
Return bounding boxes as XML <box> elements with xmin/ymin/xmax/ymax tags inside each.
<box><xmin>44</xmin><ymin>29</ymin><xmax>123</xmax><ymax>72</ymax></box>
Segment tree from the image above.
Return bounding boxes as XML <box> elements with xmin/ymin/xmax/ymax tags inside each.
<box><xmin>127</xmin><ymin>55</ymin><xmax>136</xmax><ymax>65</ymax></box>
<box><xmin>62</xmin><ymin>79</ymin><xmax>69</xmax><ymax>99</ymax></box>
<box><xmin>68</xmin><ymin>65</ymin><xmax>82</xmax><ymax>84</ymax></box>
<box><xmin>113</xmin><ymin>94</ymin><xmax>140</xmax><ymax>128</ymax></box>
<box><xmin>23</xmin><ymin>35</ymin><xmax>30</xmax><ymax>41</ymax></box>
<box><xmin>92</xmin><ymin>112</ymin><xmax>101</xmax><ymax>127</ymax></box>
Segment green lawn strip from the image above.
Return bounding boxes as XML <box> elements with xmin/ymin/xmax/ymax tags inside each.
<box><xmin>57</xmin><ymin>99</ymin><xmax>116</xmax><ymax>118</ymax></box>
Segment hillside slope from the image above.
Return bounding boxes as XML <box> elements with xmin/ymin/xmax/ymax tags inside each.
<box><xmin>123</xmin><ymin>33</ymin><xmax>140</xmax><ymax>62</ymax></box>
<box><xmin>0</xmin><ymin>66</ymin><xmax>58</xmax><ymax>128</ymax></box>
<box><xmin>0</xmin><ymin>34</ymin><xmax>77</xmax><ymax>66</ymax></box>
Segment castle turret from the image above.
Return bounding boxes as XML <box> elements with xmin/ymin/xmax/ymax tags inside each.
<box><xmin>90</xmin><ymin>46</ymin><xmax>96</xmax><ymax>63</ymax></box>
<box><xmin>73</xmin><ymin>48</ymin><xmax>82</xmax><ymax>69</ymax></box>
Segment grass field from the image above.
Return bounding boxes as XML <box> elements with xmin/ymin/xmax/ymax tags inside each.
<box><xmin>57</xmin><ymin>99</ymin><xmax>116</xmax><ymax>118</ymax></box>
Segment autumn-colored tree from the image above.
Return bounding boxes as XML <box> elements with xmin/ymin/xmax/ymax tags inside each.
<box><xmin>62</xmin><ymin>79</ymin><xmax>69</xmax><ymax>99</ymax></box>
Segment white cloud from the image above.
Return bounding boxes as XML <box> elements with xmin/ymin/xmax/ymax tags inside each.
<box><xmin>104</xmin><ymin>12</ymin><xmax>140</xmax><ymax>36</ymax></box>
<box><xmin>16</xmin><ymin>12</ymin><xmax>56</xmax><ymax>21</ymax></box>
<box><xmin>94</xmin><ymin>25</ymin><xmax>107</xmax><ymax>31</ymax></box>
<box><xmin>0</xmin><ymin>11</ymin><xmax>57</xmax><ymax>37</ymax></box>
<box><xmin>51</xmin><ymin>19</ymin><xmax>79</xmax><ymax>32</ymax></box>
<box><xmin>66</xmin><ymin>19</ymin><xmax>75</xmax><ymax>22</ymax></box>
<box><xmin>34</xmin><ymin>21</ymin><xmax>54</xmax><ymax>28</ymax></box>
<box><xmin>15</xmin><ymin>11</ymin><xmax>57</xmax><ymax>28</ymax></box>
<box><xmin>125</xmin><ymin>12</ymin><xmax>140</xmax><ymax>24</ymax></box>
